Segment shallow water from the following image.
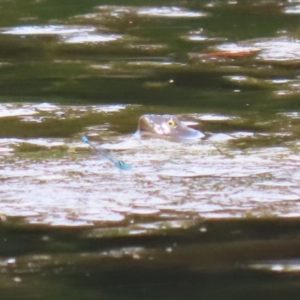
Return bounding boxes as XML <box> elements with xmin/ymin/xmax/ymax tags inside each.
<box><xmin>1</xmin><ymin>0</ymin><xmax>300</xmax><ymax>299</ymax></box>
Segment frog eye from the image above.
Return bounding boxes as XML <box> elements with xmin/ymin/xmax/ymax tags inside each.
<box><xmin>167</xmin><ymin>119</ymin><xmax>176</xmax><ymax>128</ymax></box>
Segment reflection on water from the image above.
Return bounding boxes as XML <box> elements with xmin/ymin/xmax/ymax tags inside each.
<box><xmin>2</xmin><ymin>25</ymin><xmax>96</xmax><ymax>35</ymax></box>
<box><xmin>136</xmin><ymin>6</ymin><xmax>206</xmax><ymax>17</ymax></box>
<box><xmin>0</xmin><ymin>103</ymin><xmax>299</xmax><ymax>226</ymax></box>
<box><xmin>1</xmin><ymin>218</ymin><xmax>300</xmax><ymax>299</ymax></box>
<box><xmin>0</xmin><ymin>0</ymin><xmax>300</xmax><ymax>299</ymax></box>
<box><xmin>212</xmin><ymin>37</ymin><xmax>300</xmax><ymax>62</ymax></box>
<box><xmin>2</xmin><ymin>25</ymin><xmax>123</xmax><ymax>44</ymax></box>
<box><xmin>1</xmin><ymin>1</ymin><xmax>300</xmax><ymax>102</ymax></box>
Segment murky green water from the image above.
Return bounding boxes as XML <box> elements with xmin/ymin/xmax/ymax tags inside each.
<box><xmin>1</xmin><ymin>0</ymin><xmax>300</xmax><ymax>299</ymax></box>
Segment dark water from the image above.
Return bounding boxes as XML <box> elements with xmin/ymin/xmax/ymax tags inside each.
<box><xmin>1</xmin><ymin>0</ymin><xmax>300</xmax><ymax>299</ymax></box>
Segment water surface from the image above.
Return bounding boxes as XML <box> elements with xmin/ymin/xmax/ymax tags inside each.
<box><xmin>0</xmin><ymin>0</ymin><xmax>300</xmax><ymax>299</ymax></box>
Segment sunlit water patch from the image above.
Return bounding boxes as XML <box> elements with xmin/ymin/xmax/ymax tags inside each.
<box><xmin>190</xmin><ymin>36</ymin><xmax>300</xmax><ymax>96</ymax></box>
<box><xmin>136</xmin><ymin>6</ymin><xmax>206</xmax><ymax>18</ymax></box>
<box><xmin>0</xmin><ymin>104</ymin><xmax>299</xmax><ymax>226</ymax></box>
<box><xmin>255</xmin><ymin>37</ymin><xmax>300</xmax><ymax>62</ymax></box>
<box><xmin>1</xmin><ymin>25</ymin><xmax>95</xmax><ymax>35</ymax></box>
<box><xmin>90</xmin><ymin>60</ymin><xmax>184</xmax><ymax>79</ymax></box>
<box><xmin>185</xmin><ymin>34</ymin><xmax>209</xmax><ymax>41</ymax></box>
<box><xmin>212</xmin><ymin>37</ymin><xmax>300</xmax><ymax>62</ymax></box>
<box><xmin>182</xmin><ymin>28</ymin><xmax>226</xmax><ymax>43</ymax></box>
<box><xmin>72</xmin><ymin>4</ymin><xmax>206</xmax><ymax>34</ymax></box>
<box><xmin>0</xmin><ymin>102</ymin><xmax>126</xmax><ymax>123</ymax></box>
<box><xmin>249</xmin><ymin>259</ymin><xmax>300</xmax><ymax>273</ymax></box>
<box><xmin>64</xmin><ymin>33</ymin><xmax>122</xmax><ymax>44</ymax></box>
<box><xmin>0</xmin><ymin>104</ymin><xmax>38</xmax><ymax>118</ymax></box>
<box><xmin>93</xmin><ymin>5</ymin><xmax>206</xmax><ymax>18</ymax></box>
<box><xmin>278</xmin><ymin>111</ymin><xmax>300</xmax><ymax>120</ymax></box>
<box><xmin>0</xmin><ymin>140</ymin><xmax>298</xmax><ymax>225</ymax></box>
<box><xmin>1</xmin><ymin>24</ymin><xmax>122</xmax><ymax>44</ymax></box>
<box><xmin>284</xmin><ymin>4</ymin><xmax>300</xmax><ymax>14</ymax></box>
<box><xmin>190</xmin><ymin>113</ymin><xmax>237</xmax><ymax>122</ymax></box>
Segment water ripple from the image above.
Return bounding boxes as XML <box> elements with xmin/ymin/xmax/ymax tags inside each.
<box><xmin>0</xmin><ymin>104</ymin><xmax>299</xmax><ymax>226</ymax></box>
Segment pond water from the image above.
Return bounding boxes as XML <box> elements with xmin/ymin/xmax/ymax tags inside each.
<box><xmin>1</xmin><ymin>0</ymin><xmax>300</xmax><ymax>299</ymax></box>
